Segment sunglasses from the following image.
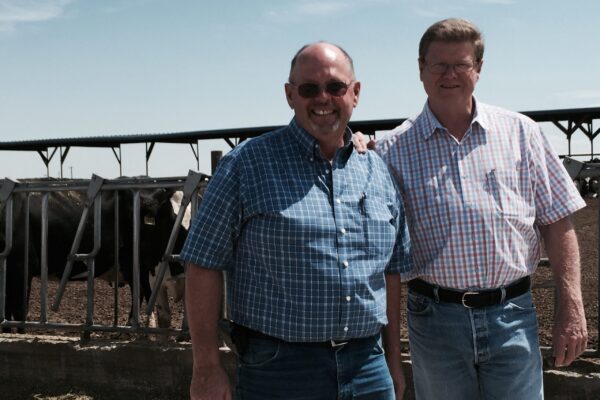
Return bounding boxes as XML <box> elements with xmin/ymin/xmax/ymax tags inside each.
<box><xmin>288</xmin><ymin>81</ymin><xmax>353</xmax><ymax>98</ymax></box>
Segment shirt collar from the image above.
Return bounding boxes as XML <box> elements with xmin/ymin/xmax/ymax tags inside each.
<box><xmin>419</xmin><ymin>96</ymin><xmax>489</xmax><ymax>141</ymax></box>
<box><xmin>471</xmin><ymin>97</ymin><xmax>490</xmax><ymax>131</ymax></box>
<box><xmin>288</xmin><ymin>117</ymin><xmax>353</xmax><ymax>161</ymax></box>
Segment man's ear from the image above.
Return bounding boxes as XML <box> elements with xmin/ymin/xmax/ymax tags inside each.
<box><xmin>475</xmin><ymin>59</ymin><xmax>483</xmax><ymax>82</ymax></box>
<box><xmin>352</xmin><ymin>81</ymin><xmax>361</xmax><ymax>107</ymax></box>
<box><xmin>418</xmin><ymin>58</ymin><xmax>425</xmax><ymax>81</ymax></box>
<box><xmin>285</xmin><ymin>83</ymin><xmax>294</xmax><ymax>109</ymax></box>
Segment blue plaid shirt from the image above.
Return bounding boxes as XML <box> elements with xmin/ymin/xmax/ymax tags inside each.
<box><xmin>181</xmin><ymin>118</ymin><xmax>412</xmax><ymax>342</ymax></box>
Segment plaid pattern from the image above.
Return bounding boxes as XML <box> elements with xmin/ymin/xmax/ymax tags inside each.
<box><xmin>377</xmin><ymin>100</ymin><xmax>585</xmax><ymax>289</ymax></box>
<box><xmin>181</xmin><ymin>118</ymin><xmax>412</xmax><ymax>342</ymax></box>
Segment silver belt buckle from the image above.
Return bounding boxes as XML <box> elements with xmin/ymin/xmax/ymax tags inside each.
<box><xmin>330</xmin><ymin>339</ymin><xmax>349</xmax><ymax>347</ymax></box>
<box><xmin>461</xmin><ymin>291</ymin><xmax>479</xmax><ymax>308</ymax></box>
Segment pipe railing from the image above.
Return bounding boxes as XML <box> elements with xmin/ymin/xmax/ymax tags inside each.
<box><xmin>0</xmin><ymin>173</ymin><xmax>207</xmax><ymax>341</ymax></box>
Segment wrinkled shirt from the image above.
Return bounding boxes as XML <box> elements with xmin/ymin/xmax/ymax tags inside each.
<box><xmin>181</xmin><ymin>118</ymin><xmax>412</xmax><ymax>342</ymax></box>
<box><xmin>377</xmin><ymin>100</ymin><xmax>585</xmax><ymax>289</ymax></box>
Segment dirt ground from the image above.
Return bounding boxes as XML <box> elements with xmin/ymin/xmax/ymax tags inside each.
<box><xmin>26</xmin><ymin>198</ymin><xmax>599</xmax><ymax>350</ymax></box>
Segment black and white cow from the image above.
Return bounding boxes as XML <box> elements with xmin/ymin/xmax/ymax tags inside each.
<box><xmin>149</xmin><ymin>189</ymin><xmax>191</xmax><ymax>330</ymax></box>
<box><xmin>0</xmin><ymin>177</ymin><xmax>199</xmax><ymax>334</ymax></box>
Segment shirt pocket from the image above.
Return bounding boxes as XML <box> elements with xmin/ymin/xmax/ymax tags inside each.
<box><xmin>485</xmin><ymin>168</ymin><xmax>531</xmax><ymax>217</ymax></box>
<box><xmin>361</xmin><ymin>196</ymin><xmax>396</xmax><ymax>257</ymax></box>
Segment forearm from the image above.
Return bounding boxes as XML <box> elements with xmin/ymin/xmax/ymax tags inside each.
<box><xmin>185</xmin><ymin>262</ymin><xmax>224</xmax><ymax>368</ymax></box>
<box><xmin>382</xmin><ymin>273</ymin><xmax>402</xmax><ymax>362</ymax></box>
<box><xmin>540</xmin><ymin>216</ymin><xmax>588</xmax><ymax>365</ymax></box>
<box><xmin>540</xmin><ymin>217</ymin><xmax>583</xmax><ymax>307</ymax></box>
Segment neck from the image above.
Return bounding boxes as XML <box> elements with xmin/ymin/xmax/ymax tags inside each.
<box><xmin>319</xmin><ymin>137</ymin><xmax>345</xmax><ymax>160</ymax></box>
<box><xmin>428</xmin><ymin>98</ymin><xmax>474</xmax><ymax>141</ymax></box>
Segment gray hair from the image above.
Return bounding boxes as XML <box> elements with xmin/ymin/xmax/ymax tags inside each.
<box><xmin>419</xmin><ymin>18</ymin><xmax>484</xmax><ymax>61</ymax></box>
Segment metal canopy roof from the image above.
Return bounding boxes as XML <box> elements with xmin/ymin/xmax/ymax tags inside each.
<box><xmin>0</xmin><ymin>107</ymin><xmax>598</xmax><ymax>152</ymax></box>
<box><xmin>0</xmin><ymin>107</ymin><xmax>598</xmax><ymax>177</ymax></box>
<box><xmin>519</xmin><ymin>107</ymin><xmax>600</xmax><ymax>124</ymax></box>
<box><xmin>0</xmin><ymin>125</ymin><xmax>281</xmax><ymax>152</ymax></box>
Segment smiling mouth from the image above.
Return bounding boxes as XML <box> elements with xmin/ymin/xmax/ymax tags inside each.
<box><xmin>312</xmin><ymin>109</ymin><xmax>335</xmax><ymax>116</ymax></box>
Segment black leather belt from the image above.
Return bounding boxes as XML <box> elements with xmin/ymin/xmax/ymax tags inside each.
<box><xmin>233</xmin><ymin>323</ymin><xmax>371</xmax><ymax>348</ymax></box>
<box><xmin>407</xmin><ymin>276</ymin><xmax>531</xmax><ymax>308</ymax></box>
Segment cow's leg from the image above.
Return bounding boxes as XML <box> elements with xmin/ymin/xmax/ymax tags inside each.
<box><xmin>175</xmin><ymin>281</ymin><xmax>190</xmax><ymax>342</ymax></box>
<box><xmin>148</xmin><ymin>269</ymin><xmax>172</xmax><ymax>329</ymax></box>
<box><xmin>3</xmin><ymin>258</ymin><xmax>29</xmax><ymax>334</ymax></box>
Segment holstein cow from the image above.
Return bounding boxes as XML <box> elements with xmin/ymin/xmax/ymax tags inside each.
<box><xmin>148</xmin><ymin>189</ymin><xmax>191</xmax><ymax>331</ymax></box>
<box><xmin>0</xmin><ymin>177</ymin><xmax>194</xmax><ymax>334</ymax></box>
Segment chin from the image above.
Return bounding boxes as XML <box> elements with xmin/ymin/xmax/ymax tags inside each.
<box><xmin>310</xmin><ymin>121</ymin><xmax>341</xmax><ymax>136</ymax></box>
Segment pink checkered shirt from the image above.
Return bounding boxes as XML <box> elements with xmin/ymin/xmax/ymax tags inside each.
<box><xmin>377</xmin><ymin>99</ymin><xmax>585</xmax><ymax>289</ymax></box>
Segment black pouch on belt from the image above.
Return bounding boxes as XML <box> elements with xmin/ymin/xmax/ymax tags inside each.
<box><xmin>218</xmin><ymin>319</ymin><xmax>248</xmax><ymax>356</ymax></box>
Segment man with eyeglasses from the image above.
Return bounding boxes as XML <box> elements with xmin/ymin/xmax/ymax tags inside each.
<box><xmin>375</xmin><ymin>18</ymin><xmax>587</xmax><ymax>399</ymax></box>
<box><xmin>181</xmin><ymin>41</ymin><xmax>412</xmax><ymax>400</ymax></box>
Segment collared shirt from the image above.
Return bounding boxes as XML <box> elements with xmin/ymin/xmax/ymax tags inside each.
<box><xmin>181</xmin><ymin>118</ymin><xmax>412</xmax><ymax>342</ymax></box>
<box><xmin>377</xmin><ymin>99</ymin><xmax>585</xmax><ymax>289</ymax></box>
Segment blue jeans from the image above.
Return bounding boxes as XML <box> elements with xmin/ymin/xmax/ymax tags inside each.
<box><xmin>234</xmin><ymin>334</ymin><xmax>394</xmax><ymax>400</ymax></box>
<box><xmin>407</xmin><ymin>289</ymin><xmax>544</xmax><ymax>399</ymax></box>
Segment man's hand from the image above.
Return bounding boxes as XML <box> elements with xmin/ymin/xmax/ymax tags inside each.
<box><xmin>190</xmin><ymin>365</ymin><xmax>232</xmax><ymax>400</ymax></box>
<box><xmin>186</xmin><ymin>265</ymin><xmax>231</xmax><ymax>398</ymax></box>
<box><xmin>352</xmin><ymin>131</ymin><xmax>377</xmax><ymax>154</ymax></box>
<box><xmin>552</xmin><ymin>297</ymin><xmax>588</xmax><ymax>367</ymax></box>
<box><xmin>386</xmin><ymin>355</ymin><xmax>407</xmax><ymax>399</ymax></box>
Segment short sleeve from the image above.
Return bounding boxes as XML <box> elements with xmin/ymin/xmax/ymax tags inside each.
<box><xmin>384</xmin><ymin>173</ymin><xmax>413</xmax><ymax>275</ymax></box>
<box><xmin>530</xmin><ymin>123</ymin><xmax>586</xmax><ymax>225</ymax></box>
<box><xmin>180</xmin><ymin>152</ymin><xmax>241</xmax><ymax>270</ymax></box>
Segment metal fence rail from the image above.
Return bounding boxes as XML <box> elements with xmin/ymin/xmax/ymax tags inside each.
<box><xmin>0</xmin><ymin>172</ymin><xmax>598</xmax><ymax>357</ymax></box>
<box><xmin>0</xmin><ymin>173</ymin><xmax>207</xmax><ymax>341</ymax></box>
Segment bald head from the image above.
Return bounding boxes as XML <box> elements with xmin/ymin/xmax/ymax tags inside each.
<box><xmin>289</xmin><ymin>42</ymin><xmax>355</xmax><ymax>82</ymax></box>
<box><xmin>284</xmin><ymin>41</ymin><xmax>360</xmax><ymax>159</ymax></box>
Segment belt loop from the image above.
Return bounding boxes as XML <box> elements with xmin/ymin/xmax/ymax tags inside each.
<box><xmin>500</xmin><ymin>286</ymin><xmax>506</xmax><ymax>304</ymax></box>
<box><xmin>433</xmin><ymin>286</ymin><xmax>440</xmax><ymax>303</ymax></box>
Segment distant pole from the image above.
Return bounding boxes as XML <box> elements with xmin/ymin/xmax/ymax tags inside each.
<box><xmin>211</xmin><ymin>151</ymin><xmax>223</xmax><ymax>175</ymax></box>
<box><xmin>69</xmin><ymin>166</ymin><xmax>73</xmax><ymax>179</ymax></box>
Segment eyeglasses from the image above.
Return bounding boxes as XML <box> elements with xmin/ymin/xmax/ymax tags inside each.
<box><xmin>423</xmin><ymin>60</ymin><xmax>479</xmax><ymax>75</ymax></box>
<box><xmin>288</xmin><ymin>81</ymin><xmax>353</xmax><ymax>98</ymax></box>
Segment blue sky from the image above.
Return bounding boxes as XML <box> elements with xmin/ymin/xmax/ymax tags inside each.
<box><xmin>1</xmin><ymin>0</ymin><xmax>599</xmax><ymax>178</ymax></box>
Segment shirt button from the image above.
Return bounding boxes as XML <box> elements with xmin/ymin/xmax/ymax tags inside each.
<box><xmin>325</xmin><ymin>169</ymin><xmax>330</xmax><ymax>174</ymax></box>
<box><xmin>336</xmin><ymin>198</ymin><xmax>341</xmax><ymax>204</ymax></box>
<box><xmin>310</xmin><ymin>157</ymin><xmax>314</xmax><ymax>162</ymax></box>
<box><xmin>340</xmin><ymin>228</ymin><xmax>346</xmax><ymax>235</ymax></box>
<box><xmin>343</xmin><ymin>326</ymin><xmax>349</xmax><ymax>332</ymax></box>
<box><xmin>342</xmin><ymin>260</ymin><xmax>349</xmax><ymax>268</ymax></box>
<box><xmin>345</xmin><ymin>296</ymin><xmax>351</xmax><ymax>302</ymax></box>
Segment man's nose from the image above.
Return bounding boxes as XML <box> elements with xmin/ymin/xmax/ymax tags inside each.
<box><xmin>442</xmin><ymin>65</ymin><xmax>458</xmax><ymax>77</ymax></box>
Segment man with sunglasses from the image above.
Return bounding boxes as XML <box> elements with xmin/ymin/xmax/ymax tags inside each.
<box><xmin>181</xmin><ymin>41</ymin><xmax>412</xmax><ymax>400</ymax></box>
<box><xmin>374</xmin><ymin>18</ymin><xmax>587</xmax><ymax>399</ymax></box>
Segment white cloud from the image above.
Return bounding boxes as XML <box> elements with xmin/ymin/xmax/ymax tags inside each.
<box><xmin>264</xmin><ymin>0</ymin><xmax>389</xmax><ymax>22</ymax></box>
<box><xmin>295</xmin><ymin>2</ymin><xmax>352</xmax><ymax>16</ymax></box>
<box><xmin>103</xmin><ymin>0</ymin><xmax>159</xmax><ymax>15</ymax></box>
<box><xmin>475</xmin><ymin>0</ymin><xmax>515</xmax><ymax>4</ymax></box>
<box><xmin>0</xmin><ymin>0</ymin><xmax>75</xmax><ymax>32</ymax></box>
